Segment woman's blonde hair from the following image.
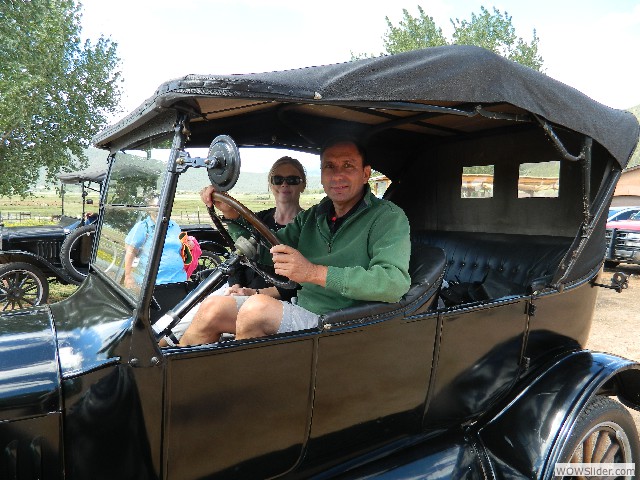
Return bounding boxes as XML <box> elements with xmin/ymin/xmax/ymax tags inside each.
<box><xmin>268</xmin><ymin>156</ymin><xmax>307</xmax><ymax>191</ymax></box>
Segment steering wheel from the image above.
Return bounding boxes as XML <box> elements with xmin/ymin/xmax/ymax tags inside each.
<box><xmin>210</xmin><ymin>191</ymin><xmax>298</xmax><ymax>290</ymax></box>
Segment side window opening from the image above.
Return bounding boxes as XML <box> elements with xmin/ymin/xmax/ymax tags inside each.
<box><xmin>518</xmin><ymin>161</ymin><xmax>560</xmax><ymax>198</ymax></box>
<box><xmin>461</xmin><ymin>165</ymin><xmax>494</xmax><ymax>198</ymax></box>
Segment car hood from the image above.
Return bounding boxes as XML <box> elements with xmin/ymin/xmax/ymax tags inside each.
<box><xmin>1</xmin><ymin>224</ymin><xmax>71</xmax><ymax>241</ymax></box>
<box><xmin>606</xmin><ymin>220</ymin><xmax>640</xmax><ymax>231</ymax></box>
<box><xmin>0</xmin><ymin>306</ymin><xmax>61</xmax><ymax>421</ymax></box>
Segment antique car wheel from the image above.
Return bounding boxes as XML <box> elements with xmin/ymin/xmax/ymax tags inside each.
<box><xmin>60</xmin><ymin>224</ymin><xmax>97</xmax><ymax>282</ymax></box>
<box><xmin>193</xmin><ymin>250</ymin><xmax>224</xmax><ymax>274</ymax></box>
<box><xmin>0</xmin><ymin>262</ymin><xmax>49</xmax><ymax>311</ymax></box>
<box><xmin>560</xmin><ymin>396</ymin><xmax>639</xmax><ymax>468</ymax></box>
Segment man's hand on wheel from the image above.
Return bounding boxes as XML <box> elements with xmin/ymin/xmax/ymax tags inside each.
<box><xmin>270</xmin><ymin>244</ymin><xmax>327</xmax><ymax>286</ymax></box>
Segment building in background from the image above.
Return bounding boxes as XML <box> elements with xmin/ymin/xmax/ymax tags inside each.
<box><xmin>612</xmin><ymin>165</ymin><xmax>640</xmax><ymax>206</ymax></box>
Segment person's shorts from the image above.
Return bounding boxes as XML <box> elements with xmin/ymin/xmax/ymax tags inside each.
<box><xmin>173</xmin><ymin>295</ymin><xmax>319</xmax><ymax>341</ymax></box>
<box><xmin>278</xmin><ymin>298</ymin><xmax>320</xmax><ymax>333</ymax></box>
<box><xmin>234</xmin><ymin>296</ymin><xmax>320</xmax><ymax>333</ymax></box>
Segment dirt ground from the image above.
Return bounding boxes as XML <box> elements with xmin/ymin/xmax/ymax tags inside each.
<box><xmin>588</xmin><ymin>264</ymin><xmax>640</xmax><ymax>429</ymax></box>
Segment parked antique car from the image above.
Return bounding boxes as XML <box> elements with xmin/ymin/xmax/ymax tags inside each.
<box><xmin>605</xmin><ymin>211</ymin><xmax>640</xmax><ymax>266</ymax></box>
<box><xmin>2</xmin><ymin>46</ymin><xmax>640</xmax><ymax>479</ymax></box>
<box><xmin>0</xmin><ymin>167</ymin><xmax>105</xmax><ymax>310</ymax></box>
<box><xmin>0</xmin><ymin>167</ymin><xmax>227</xmax><ymax>311</ymax></box>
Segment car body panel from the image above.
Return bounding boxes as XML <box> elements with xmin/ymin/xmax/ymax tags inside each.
<box><xmin>49</xmin><ymin>274</ymin><xmax>134</xmax><ymax>378</ymax></box>
<box><xmin>164</xmin><ymin>337</ymin><xmax>314</xmax><ymax>479</ymax></box>
<box><xmin>307</xmin><ymin>313</ymin><xmax>437</xmax><ymax>466</ymax></box>
<box><xmin>424</xmin><ymin>299</ymin><xmax>528</xmax><ymax>427</ymax></box>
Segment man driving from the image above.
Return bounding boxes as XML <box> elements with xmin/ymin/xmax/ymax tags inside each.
<box><xmin>178</xmin><ymin>138</ymin><xmax>411</xmax><ymax>345</ymax></box>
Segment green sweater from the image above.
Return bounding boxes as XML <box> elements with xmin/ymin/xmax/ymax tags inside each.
<box><xmin>230</xmin><ymin>187</ymin><xmax>411</xmax><ymax>315</ymax></box>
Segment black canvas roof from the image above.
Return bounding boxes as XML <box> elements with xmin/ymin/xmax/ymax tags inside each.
<box><xmin>95</xmin><ymin>45</ymin><xmax>638</xmax><ymax>168</ymax></box>
<box><xmin>58</xmin><ymin>167</ymin><xmax>106</xmax><ymax>185</ymax></box>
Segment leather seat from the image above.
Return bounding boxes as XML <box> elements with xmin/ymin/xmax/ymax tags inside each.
<box><xmin>320</xmin><ymin>245</ymin><xmax>446</xmax><ymax>326</ymax></box>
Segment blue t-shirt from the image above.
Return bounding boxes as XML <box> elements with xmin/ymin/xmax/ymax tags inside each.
<box><xmin>125</xmin><ymin>217</ymin><xmax>187</xmax><ymax>285</ymax></box>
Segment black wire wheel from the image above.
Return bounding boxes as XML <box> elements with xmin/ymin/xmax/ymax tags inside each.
<box><xmin>559</xmin><ymin>395</ymin><xmax>639</xmax><ymax>478</ymax></box>
<box><xmin>60</xmin><ymin>224</ymin><xmax>97</xmax><ymax>282</ymax></box>
<box><xmin>193</xmin><ymin>250</ymin><xmax>225</xmax><ymax>275</ymax></box>
<box><xmin>0</xmin><ymin>262</ymin><xmax>49</xmax><ymax>311</ymax></box>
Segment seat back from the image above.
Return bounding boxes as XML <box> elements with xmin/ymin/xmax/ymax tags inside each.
<box><xmin>320</xmin><ymin>244</ymin><xmax>446</xmax><ymax>325</ymax></box>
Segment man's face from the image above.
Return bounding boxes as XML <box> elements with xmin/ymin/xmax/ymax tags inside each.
<box><xmin>321</xmin><ymin>142</ymin><xmax>371</xmax><ymax>212</ymax></box>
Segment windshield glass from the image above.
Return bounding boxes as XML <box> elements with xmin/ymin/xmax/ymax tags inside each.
<box><xmin>94</xmin><ymin>142</ymin><xmax>217</xmax><ymax>303</ymax></box>
<box><xmin>93</xmin><ymin>148</ymin><xmax>167</xmax><ymax>301</ymax></box>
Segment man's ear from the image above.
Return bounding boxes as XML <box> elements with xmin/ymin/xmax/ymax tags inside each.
<box><xmin>363</xmin><ymin>165</ymin><xmax>372</xmax><ymax>182</ymax></box>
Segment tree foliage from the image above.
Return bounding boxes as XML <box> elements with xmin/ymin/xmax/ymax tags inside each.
<box><xmin>353</xmin><ymin>5</ymin><xmax>543</xmax><ymax>71</ymax></box>
<box><xmin>450</xmin><ymin>6</ymin><xmax>542</xmax><ymax>70</ymax></box>
<box><xmin>382</xmin><ymin>6</ymin><xmax>447</xmax><ymax>55</ymax></box>
<box><xmin>0</xmin><ymin>0</ymin><xmax>121</xmax><ymax>196</ymax></box>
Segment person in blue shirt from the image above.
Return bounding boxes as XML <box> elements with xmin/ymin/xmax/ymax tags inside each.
<box><xmin>123</xmin><ymin>196</ymin><xmax>187</xmax><ymax>289</ymax></box>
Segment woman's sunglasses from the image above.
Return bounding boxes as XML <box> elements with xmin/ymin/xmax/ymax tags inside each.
<box><xmin>271</xmin><ymin>175</ymin><xmax>303</xmax><ymax>186</ymax></box>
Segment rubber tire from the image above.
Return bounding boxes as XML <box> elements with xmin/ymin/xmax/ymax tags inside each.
<box><xmin>560</xmin><ymin>396</ymin><xmax>639</xmax><ymax>468</ymax></box>
<box><xmin>0</xmin><ymin>262</ymin><xmax>49</xmax><ymax>311</ymax></box>
<box><xmin>192</xmin><ymin>250</ymin><xmax>225</xmax><ymax>277</ymax></box>
<box><xmin>60</xmin><ymin>224</ymin><xmax>97</xmax><ymax>282</ymax></box>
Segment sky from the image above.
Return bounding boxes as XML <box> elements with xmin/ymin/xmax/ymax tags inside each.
<box><xmin>80</xmin><ymin>0</ymin><xmax>640</xmax><ymax>171</ymax></box>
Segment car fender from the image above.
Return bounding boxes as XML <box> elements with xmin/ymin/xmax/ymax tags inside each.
<box><xmin>0</xmin><ymin>305</ymin><xmax>61</xmax><ymax>421</ymax></box>
<box><xmin>475</xmin><ymin>350</ymin><xmax>640</xmax><ymax>479</ymax></box>
<box><xmin>0</xmin><ymin>250</ymin><xmax>78</xmax><ymax>283</ymax></box>
<box><xmin>0</xmin><ymin>306</ymin><xmax>64</xmax><ymax>475</ymax></box>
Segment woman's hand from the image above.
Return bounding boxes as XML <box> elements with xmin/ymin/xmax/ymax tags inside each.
<box><xmin>224</xmin><ymin>284</ymin><xmax>281</xmax><ymax>298</ymax></box>
<box><xmin>200</xmin><ymin>185</ymin><xmax>239</xmax><ymax>219</ymax></box>
<box><xmin>225</xmin><ymin>284</ymin><xmax>257</xmax><ymax>296</ymax></box>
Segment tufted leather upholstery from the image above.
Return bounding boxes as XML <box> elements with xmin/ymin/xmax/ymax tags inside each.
<box><xmin>412</xmin><ymin>230</ymin><xmax>571</xmax><ymax>294</ymax></box>
<box><xmin>320</xmin><ymin>244</ymin><xmax>446</xmax><ymax>325</ymax></box>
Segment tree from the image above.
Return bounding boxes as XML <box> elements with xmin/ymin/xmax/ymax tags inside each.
<box><xmin>382</xmin><ymin>6</ymin><xmax>447</xmax><ymax>55</ymax></box>
<box><xmin>353</xmin><ymin>5</ymin><xmax>543</xmax><ymax>71</ymax></box>
<box><xmin>451</xmin><ymin>6</ymin><xmax>542</xmax><ymax>70</ymax></box>
<box><xmin>0</xmin><ymin>0</ymin><xmax>121</xmax><ymax>196</ymax></box>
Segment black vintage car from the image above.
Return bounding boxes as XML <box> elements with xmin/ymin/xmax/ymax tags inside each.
<box><xmin>0</xmin><ymin>167</ymin><xmax>105</xmax><ymax>310</ymax></box>
<box><xmin>2</xmin><ymin>45</ymin><xmax>640</xmax><ymax>479</ymax></box>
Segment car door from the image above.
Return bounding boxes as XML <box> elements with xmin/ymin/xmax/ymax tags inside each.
<box><xmin>304</xmin><ymin>310</ymin><xmax>438</xmax><ymax>466</ymax></box>
<box><xmin>163</xmin><ymin>333</ymin><xmax>315</xmax><ymax>479</ymax></box>
<box><xmin>423</xmin><ymin>298</ymin><xmax>529</xmax><ymax>427</ymax></box>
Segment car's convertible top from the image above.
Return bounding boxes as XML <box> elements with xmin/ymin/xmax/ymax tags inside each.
<box><xmin>58</xmin><ymin>167</ymin><xmax>106</xmax><ymax>185</ymax></box>
<box><xmin>95</xmin><ymin>45</ymin><xmax>638</xmax><ymax>169</ymax></box>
